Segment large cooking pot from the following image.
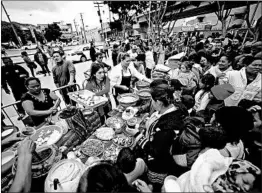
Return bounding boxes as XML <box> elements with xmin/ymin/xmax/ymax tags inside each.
<box><xmin>12</xmin><ymin>145</ymin><xmax>62</xmax><ymax>179</ymax></box>
<box><xmin>117</xmin><ymin>93</ymin><xmax>139</xmax><ymax>108</ymax></box>
<box><xmin>136</xmin><ymin>80</ymin><xmax>150</xmax><ymax>90</ymax></box>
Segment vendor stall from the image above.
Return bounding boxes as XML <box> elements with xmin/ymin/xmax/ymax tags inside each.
<box><xmin>1</xmin><ymin>87</ymin><xmax>151</xmax><ymax>193</ymax></box>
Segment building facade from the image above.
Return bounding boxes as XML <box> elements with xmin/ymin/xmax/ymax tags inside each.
<box><xmin>85</xmin><ymin>27</ymin><xmax>102</xmax><ymax>42</ymax></box>
<box><xmin>133</xmin><ymin>2</ymin><xmax>261</xmax><ymax>38</ymax></box>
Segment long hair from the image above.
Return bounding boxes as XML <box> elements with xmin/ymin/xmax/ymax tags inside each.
<box><xmin>89</xmin><ymin>63</ymin><xmax>105</xmax><ymax>88</ymax></box>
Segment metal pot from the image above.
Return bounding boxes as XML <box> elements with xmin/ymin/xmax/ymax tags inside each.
<box><xmin>12</xmin><ymin>145</ymin><xmax>62</xmax><ymax>179</ymax></box>
<box><xmin>117</xmin><ymin>93</ymin><xmax>139</xmax><ymax>108</ymax></box>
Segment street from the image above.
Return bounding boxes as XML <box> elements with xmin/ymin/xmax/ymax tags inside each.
<box><xmin>4</xmin><ymin>43</ymin><xmax>104</xmax><ymax>64</ymax></box>
<box><xmin>2</xmin><ymin>47</ymin><xmax>113</xmax><ymax>127</ymax></box>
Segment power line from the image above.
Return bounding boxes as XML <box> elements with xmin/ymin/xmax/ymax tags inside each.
<box><xmin>1</xmin><ymin>1</ymin><xmax>22</xmax><ymax>47</ymax></box>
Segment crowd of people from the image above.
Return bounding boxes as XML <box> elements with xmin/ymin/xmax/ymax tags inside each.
<box><xmin>1</xmin><ymin>30</ymin><xmax>262</xmax><ymax>192</ymax></box>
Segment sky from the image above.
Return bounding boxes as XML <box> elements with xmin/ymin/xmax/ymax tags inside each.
<box><xmin>1</xmin><ymin>1</ymin><xmax>112</xmax><ymax>30</ymax></box>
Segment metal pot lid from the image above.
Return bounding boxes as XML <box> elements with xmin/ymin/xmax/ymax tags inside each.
<box><xmin>47</xmin><ymin>159</ymin><xmax>84</xmax><ymax>184</ymax></box>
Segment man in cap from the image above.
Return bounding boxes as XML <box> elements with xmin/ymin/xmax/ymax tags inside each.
<box><xmin>127</xmin><ymin>45</ymin><xmax>138</xmax><ymax>60</ymax></box>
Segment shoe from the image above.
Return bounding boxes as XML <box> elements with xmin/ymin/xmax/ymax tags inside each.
<box><xmin>44</xmin><ymin>74</ymin><xmax>47</xmax><ymax>76</ymax></box>
<box><xmin>48</xmin><ymin>73</ymin><xmax>51</xmax><ymax>76</ymax></box>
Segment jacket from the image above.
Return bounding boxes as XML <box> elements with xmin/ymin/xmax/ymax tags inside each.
<box><xmin>174</xmin><ymin>122</ymin><xmax>202</xmax><ymax>168</ymax></box>
<box><xmin>224</xmin><ymin>67</ymin><xmax>261</xmax><ymax>106</ymax></box>
<box><xmin>205</xmin><ymin>65</ymin><xmax>233</xmax><ymax>85</ymax></box>
<box><xmin>2</xmin><ymin>65</ymin><xmax>29</xmax><ymax>92</ymax></box>
<box><xmin>134</xmin><ymin>109</ymin><xmax>185</xmax><ymax>173</ymax></box>
<box><xmin>34</xmin><ymin>52</ymin><xmax>48</xmax><ymax>66</ymax></box>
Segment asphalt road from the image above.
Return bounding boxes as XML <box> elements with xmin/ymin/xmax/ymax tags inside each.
<box><xmin>5</xmin><ymin>42</ymin><xmax>104</xmax><ymax>64</ymax></box>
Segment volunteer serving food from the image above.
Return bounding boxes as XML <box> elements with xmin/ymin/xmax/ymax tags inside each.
<box><xmin>21</xmin><ymin>77</ymin><xmax>61</xmax><ymax>126</ymax></box>
<box><xmin>110</xmin><ymin>53</ymin><xmax>151</xmax><ymax>100</ymax></box>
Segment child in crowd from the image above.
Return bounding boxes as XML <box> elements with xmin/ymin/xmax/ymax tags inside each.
<box><xmin>116</xmin><ymin>147</ymin><xmax>147</xmax><ymax>184</ymax></box>
<box><xmin>171</xmin><ymin>61</ymin><xmax>198</xmax><ymax>95</ymax></box>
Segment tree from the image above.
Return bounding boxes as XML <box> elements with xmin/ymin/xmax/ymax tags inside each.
<box><xmin>1</xmin><ymin>21</ymin><xmax>27</xmax><ymax>45</ymax></box>
<box><xmin>44</xmin><ymin>23</ymin><xmax>62</xmax><ymax>42</ymax></box>
<box><xmin>33</xmin><ymin>29</ymin><xmax>45</xmax><ymax>44</ymax></box>
<box><xmin>104</xmin><ymin>1</ymin><xmax>144</xmax><ymax>38</ymax></box>
<box><xmin>243</xmin><ymin>2</ymin><xmax>260</xmax><ymax>41</ymax></box>
<box><xmin>214</xmin><ymin>1</ymin><xmax>232</xmax><ymax>36</ymax></box>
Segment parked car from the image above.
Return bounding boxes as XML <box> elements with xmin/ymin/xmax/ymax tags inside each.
<box><xmin>66</xmin><ymin>45</ymin><xmax>90</xmax><ymax>62</ymax></box>
<box><xmin>68</xmin><ymin>40</ymin><xmax>80</xmax><ymax>46</ymax></box>
<box><xmin>56</xmin><ymin>42</ymin><xmax>67</xmax><ymax>47</ymax></box>
<box><xmin>109</xmin><ymin>40</ymin><xmax>120</xmax><ymax>48</ymax></box>
<box><xmin>21</xmin><ymin>43</ymin><xmax>38</xmax><ymax>50</ymax></box>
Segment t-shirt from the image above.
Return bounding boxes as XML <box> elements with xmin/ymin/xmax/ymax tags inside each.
<box><xmin>52</xmin><ymin>60</ymin><xmax>76</xmax><ymax>87</ymax></box>
<box><xmin>38</xmin><ymin>53</ymin><xmax>45</xmax><ymax>65</ymax></box>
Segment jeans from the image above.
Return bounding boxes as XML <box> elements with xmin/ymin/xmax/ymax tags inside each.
<box><xmin>60</xmin><ymin>85</ymin><xmax>77</xmax><ymax>106</ymax></box>
<box><xmin>40</xmin><ymin>64</ymin><xmax>50</xmax><ymax>75</ymax></box>
<box><xmin>29</xmin><ymin>67</ymin><xmax>35</xmax><ymax>77</ymax></box>
<box><xmin>104</xmin><ymin>49</ymin><xmax>109</xmax><ymax>58</ymax></box>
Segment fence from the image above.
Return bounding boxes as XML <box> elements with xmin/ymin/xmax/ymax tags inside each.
<box><xmin>1</xmin><ymin>84</ymin><xmax>80</xmax><ymax>128</ymax></box>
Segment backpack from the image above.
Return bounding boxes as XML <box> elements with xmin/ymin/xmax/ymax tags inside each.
<box><xmin>173</xmin><ymin>122</ymin><xmax>203</xmax><ymax>168</ymax></box>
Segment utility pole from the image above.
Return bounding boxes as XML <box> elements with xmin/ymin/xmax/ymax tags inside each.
<box><xmin>94</xmin><ymin>1</ymin><xmax>104</xmax><ymax>41</ymax></box>
<box><xmin>79</xmin><ymin>13</ymin><xmax>87</xmax><ymax>43</ymax></box>
<box><xmin>2</xmin><ymin>1</ymin><xmax>22</xmax><ymax>47</ymax></box>
<box><xmin>149</xmin><ymin>1</ymin><xmax>152</xmax><ymax>40</ymax></box>
<box><xmin>73</xmin><ymin>19</ymin><xmax>78</xmax><ymax>35</ymax></box>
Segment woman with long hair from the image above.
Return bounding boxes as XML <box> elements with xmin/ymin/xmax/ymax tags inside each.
<box><xmin>193</xmin><ymin>74</ymin><xmax>216</xmax><ymax>112</ymax></box>
<box><xmin>84</xmin><ymin>62</ymin><xmax>111</xmax><ymax>123</ymax></box>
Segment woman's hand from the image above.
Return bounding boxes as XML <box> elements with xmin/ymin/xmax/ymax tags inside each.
<box><xmin>133</xmin><ymin>179</ymin><xmax>152</xmax><ymax>192</ymax></box>
<box><xmin>48</xmin><ymin>107</ymin><xmax>58</xmax><ymax>115</ymax></box>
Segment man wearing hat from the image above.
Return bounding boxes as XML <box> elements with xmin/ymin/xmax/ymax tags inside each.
<box><xmin>127</xmin><ymin>45</ymin><xmax>138</xmax><ymax>60</ymax></box>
